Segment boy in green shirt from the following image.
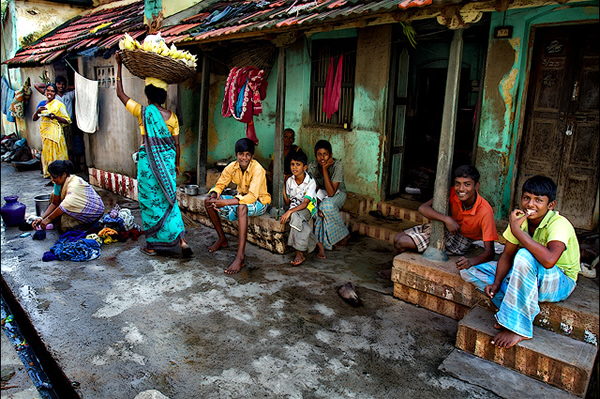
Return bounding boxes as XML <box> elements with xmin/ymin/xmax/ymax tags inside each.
<box><xmin>461</xmin><ymin>175</ymin><xmax>579</xmax><ymax>348</ymax></box>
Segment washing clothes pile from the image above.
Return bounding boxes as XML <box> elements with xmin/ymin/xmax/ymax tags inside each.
<box><xmin>41</xmin><ymin>204</ymin><xmax>142</xmax><ymax>262</ymax></box>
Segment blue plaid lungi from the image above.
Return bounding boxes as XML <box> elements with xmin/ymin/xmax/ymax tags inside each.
<box><xmin>460</xmin><ymin>248</ymin><xmax>576</xmax><ymax>338</ymax></box>
<box><xmin>217</xmin><ymin>195</ymin><xmax>267</xmax><ymax>222</ymax></box>
<box><xmin>314</xmin><ymin>190</ymin><xmax>349</xmax><ymax>250</ymax></box>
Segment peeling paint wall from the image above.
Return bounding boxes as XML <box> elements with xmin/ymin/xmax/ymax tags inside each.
<box><xmin>14</xmin><ymin>0</ymin><xmax>88</xmax><ymax>46</ymax></box>
<box><xmin>80</xmin><ymin>58</ymin><xmax>143</xmax><ymax>177</ymax></box>
<box><xmin>476</xmin><ymin>3</ymin><xmax>599</xmax><ymax>220</ymax></box>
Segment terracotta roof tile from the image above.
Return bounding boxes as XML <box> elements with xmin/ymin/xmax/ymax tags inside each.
<box><xmin>5</xmin><ymin>0</ymin><xmax>441</xmax><ymax>67</ymax></box>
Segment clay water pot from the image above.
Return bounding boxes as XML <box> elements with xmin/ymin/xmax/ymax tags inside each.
<box><xmin>1</xmin><ymin>195</ymin><xmax>26</xmax><ymax>227</ymax></box>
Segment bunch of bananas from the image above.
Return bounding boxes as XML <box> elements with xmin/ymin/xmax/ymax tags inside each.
<box><xmin>119</xmin><ymin>32</ymin><xmax>197</xmax><ymax>68</ymax></box>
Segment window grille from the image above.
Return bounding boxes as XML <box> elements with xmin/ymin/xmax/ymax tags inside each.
<box><xmin>310</xmin><ymin>38</ymin><xmax>356</xmax><ymax>128</ymax></box>
<box><xmin>95</xmin><ymin>66</ymin><xmax>115</xmax><ymax>88</ymax></box>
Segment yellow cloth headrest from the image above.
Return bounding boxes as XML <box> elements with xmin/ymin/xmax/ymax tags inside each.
<box><xmin>145</xmin><ymin>77</ymin><xmax>167</xmax><ymax>90</ymax></box>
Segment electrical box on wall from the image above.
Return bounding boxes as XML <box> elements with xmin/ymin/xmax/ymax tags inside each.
<box><xmin>494</xmin><ymin>26</ymin><xmax>513</xmax><ymax>39</ymax></box>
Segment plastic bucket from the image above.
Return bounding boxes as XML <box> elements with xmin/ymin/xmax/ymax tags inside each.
<box><xmin>34</xmin><ymin>194</ymin><xmax>51</xmax><ymax>216</ymax></box>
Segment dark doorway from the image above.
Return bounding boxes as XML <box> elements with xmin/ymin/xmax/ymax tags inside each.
<box><xmin>386</xmin><ymin>19</ymin><xmax>488</xmax><ymax>201</ymax></box>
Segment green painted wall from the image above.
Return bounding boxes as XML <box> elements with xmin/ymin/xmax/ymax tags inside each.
<box><xmin>476</xmin><ymin>2</ymin><xmax>599</xmax><ymax>220</ymax></box>
<box><xmin>188</xmin><ymin>25</ymin><xmax>392</xmax><ymax>201</ymax></box>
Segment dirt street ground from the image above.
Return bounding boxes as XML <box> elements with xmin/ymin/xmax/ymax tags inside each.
<box><xmin>1</xmin><ymin>163</ymin><xmax>500</xmax><ymax>398</ymax></box>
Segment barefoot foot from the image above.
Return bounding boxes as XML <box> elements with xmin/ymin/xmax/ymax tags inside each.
<box><xmin>316</xmin><ymin>243</ymin><xmax>326</xmax><ymax>260</ymax></box>
<box><xmin>334</xmin><ymin>234</ymin><xmax>350</xmax><ymax>249</ymax></box>
<box><xmin>377</xmin><ymin>269</ymin><xmax>392</xmax><ymax>280</ymax></box>
<box><xmin>490</xmin><ymin>329</ymin><xmax>529</xmax><ymax>349</ymax></box>
<box><xmin>225</xmin><ymin>257</ymin><xmax>245</xmax><ymax>274</ymax></box>
<box><xmin>493</xmin><ymin>323</ymin><xmax>503</xmax><ymax>330</ymax></box>
<box><xmin>208</xmin><ymin>239</ymin><xmax>228</xmax><ymax>253</ymax></box>
<box><xmin>290</xmin><ymin>251</ymin><xmax>305</xmax><ymax>266</ymax></box>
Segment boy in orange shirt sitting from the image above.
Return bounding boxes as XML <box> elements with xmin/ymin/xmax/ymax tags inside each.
<box><xmin>379</xmin><ymin>165</ymin><xmax>498</xmax><ymax>279</ymax></box>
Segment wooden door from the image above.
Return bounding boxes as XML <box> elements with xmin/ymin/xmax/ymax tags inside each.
<box><xmin>517</xmin><ymin>24</ymin><xmax>599</xmax><ymax>229</ymax></box>
<box><xmin>389</xmin><ymin>48</ymin><xmax>410</xmax><ymax>196</ymax></box>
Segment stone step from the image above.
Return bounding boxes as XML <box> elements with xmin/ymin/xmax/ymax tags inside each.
<box><xmin>177</xmin><ymin>192</ymin><xmax>351</xmax><ymax>254</ymax></box>
<box><xmin>377</xmin><ymin>199</ymin><xmax>429</xmax><ymax>224</ymax></box>
<box><xmin>440</xmin><ymin>348</ymin><xmax>580</xmax><ymax>399</ymax></box>
<box><xmin>392</xmin><ymin>252</ymin><xmax>599</xmax><ymax>345</ymax></box>
<box><xmin>456</xmin><ymin>307</ymin><xmax>597</xmax><ymax>397</ymax></box>
<box><xmin>349</xmin><ymin>215</ymin><xmax>417</xmax><ymax>245</ymax></box>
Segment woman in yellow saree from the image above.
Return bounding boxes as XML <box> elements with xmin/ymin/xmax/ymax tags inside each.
<box><xmin>32</xmin><ymin>83</ymin><xmax>71</xmax><ymax>181</ymax></box>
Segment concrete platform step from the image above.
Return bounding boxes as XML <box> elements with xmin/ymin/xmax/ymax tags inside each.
<box><xmin>349</xmin><ymin>215</ymin><xmax>417</xmax><ymax>245</ymax></box>
<box><xmin>177</xmin><ymin>191</ymin><xmax>351</xmax><ymax>254</ymax></box>
<box><xmin>377</xmin><ymin>199</ymin><xmax>429</xmax><ymax>224</ymax></box>
<box><xmin>456</xmin><ymin>307</ymin><xmax>597</xmax><ymax>397</ymax></box>
<box><xmin>392</xmin><ymin>252</ymin><xmax>599</xmax><ymax>344</ymax></box>
<box><xmin>440</xmin><ymin>348</ymin><xmax>580</xmax><ymax>399</ymax></box>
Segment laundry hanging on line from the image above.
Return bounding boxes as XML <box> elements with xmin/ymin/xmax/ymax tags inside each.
<box><xmin>74</xmin><ymin>71</ymin><xmax>99</xmax><ymax>133</ymax></box>
<box><xmin>221</xmin><ymin>66</ymin><xmax>268</xmax><ymax>145</ymax></box>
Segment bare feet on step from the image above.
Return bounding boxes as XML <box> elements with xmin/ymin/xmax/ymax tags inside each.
<box><xmin>490</xmin><ymin>329</ymin><xmax>529</xmax><ymax>349</ymax></box>
<box><xmin>316</xmin><ymin>242</ymin><xmax>326</xmax><ymax>259</ymax></box>
<box><xmin>334</xmin><ymin>234</ymin><xmax>350</xmax><ymax>249</ymax></box>
<box><xmin>290</xmin><ymin>251</ymin><xmax>305</xmax><ymax>266</ymax></box>
<box><xmin>208</xmin><ymin>239</ymin><xmax>228</xmax><ymax>253</ymax></box>
<box><xmin>225</xmin><ymin>257</ymin><xmax>245</xmax><ymax>274</ymax></box>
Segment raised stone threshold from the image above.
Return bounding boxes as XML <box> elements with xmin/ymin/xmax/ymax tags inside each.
<box><xmin>177</xmin><ymin>192</ymin><xmax>350</xmax><ymax>254</ymax></box>
<box><xmin>392</xmin><ymin>252</ymin><xmax>599</xmax><ymax>345</ymax></box>
<box><xmin>458</xmin><ymin>307</ymin><xmax>596</xmax><ymax>396</ymax></box>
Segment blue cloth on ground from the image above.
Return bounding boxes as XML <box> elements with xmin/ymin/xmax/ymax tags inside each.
<box><xmin>47</xmin><ymin>230</ymin><xmax>101</xmax><ymax>261</ymax></box>
<box><xmin>42</xmin><ymin>251</ymin><xmax>57</xmax><ymax>262</ymax></box>
<box><xmin>32</xmin><ymin>230</ymin><xmax>46</xmax><ymax>240</ymax></box>
<box><xmin>100</xmin><ymin>214</ymin><xmax>125</xmax><ymax>232</ymax></box>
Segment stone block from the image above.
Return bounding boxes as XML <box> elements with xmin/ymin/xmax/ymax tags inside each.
<box><xmin>392</xmin><ymin>252</ymin><xmax>487</xmax><ymax>307</ymax></box>
<box><xmin>457</xmin><ymin>307</ymin><xmax>597</xmax><ymax>397</ymax></box>
<box><xmin>177</xmin><ymin>192</ymin><xmax>290</xmax><ymax>254</ymax></box>
<box><xmin>377</xmin><ymin>201</ymin><xmax>429</xmax><ymax>224</ymax></box>
<box><xmin>392</xmin><ymin>252</ymin><xmax>599</xmax><ymax>344</ymax></box>
<box><xmin>393</xmin><ymin>284</ymin><xmax>471</xmax><ymax>320</ymax></box>
<box><xmin>342</xmin><ymin>192</ymin><xmax>375</xmax><ymax>217</ymax></box>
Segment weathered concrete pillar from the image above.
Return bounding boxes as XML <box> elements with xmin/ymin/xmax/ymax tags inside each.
<box><xmin>196</xmin><ymin>54</ymin><xmax>209</xmax><ymax>193</ymax></box>
<box><xmin>272</xmin><ymin>47</ymin><xmax>286</xmax><ymax>209</ymax></box>
<box><xmin>422</xmin><ymin>28</ymin><xmax>464</xmax><ymax>262</ymax></box>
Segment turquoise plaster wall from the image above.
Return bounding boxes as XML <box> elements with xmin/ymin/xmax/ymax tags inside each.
<box><xmin>476</xmin><ymin>2</ymin><xmax>599</xmax><ymax>220</ymax></box>
<box><xmin>198</xmin><ymin>25</ymin><xmax>391</xmax><ymax>201</ymax></box>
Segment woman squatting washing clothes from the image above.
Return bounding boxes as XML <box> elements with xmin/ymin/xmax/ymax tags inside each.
<box><xmin>33</xmin><ymin>160</ymin><xmax>105</xmax><ymax>233</ymax></box>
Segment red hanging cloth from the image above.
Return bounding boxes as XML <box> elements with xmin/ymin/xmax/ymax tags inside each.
<box><xmin>222</xmin><ymin>66</ymin><xmax>268</xmax><ymax>145</ymax></box>
<box><xmin>322</xmin><ymin>55</ymin><xmax>343</xmax><ymax>119</ymax></box>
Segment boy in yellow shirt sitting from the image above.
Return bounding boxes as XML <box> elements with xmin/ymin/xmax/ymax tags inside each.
<box><xmin>205</xmin><ymin>138</ymin><xmax>271</xmax><ymax>274</ymax></box>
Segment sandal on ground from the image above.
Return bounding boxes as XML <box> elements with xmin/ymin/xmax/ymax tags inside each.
<box><xmin>181</xmin><ymin>244</ymin><xmax>193</xmax><ymax>258</ymax></box>
<box><xmin>140</xmin><ymin>247</ymin><xmax>157</xmax><ymax>256</ymax></box>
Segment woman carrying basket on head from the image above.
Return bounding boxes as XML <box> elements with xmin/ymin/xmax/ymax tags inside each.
<box><xmin>32</xmin><ymin>83</ymin><xmax>71</xmax><ymax>184</ymax></box>
<box><xmin>115</xmin><ymin>52</ymin><xmax>192</xmax><ymax>258</ymax></box>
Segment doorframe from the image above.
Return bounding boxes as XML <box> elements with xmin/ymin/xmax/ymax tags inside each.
<box><xmin>381</xmin><ymin>27</ymin><xmax>401</xmax><ymax>201</ymax></box>
<box><xmin>510</xmin><ymin>21</ymin><xmax>600</xmax><ymax>230</ymax></box>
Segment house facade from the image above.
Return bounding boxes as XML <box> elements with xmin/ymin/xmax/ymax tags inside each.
<box><xmin>3</xmin><ymin>0</ymin><xmax>598</xmax><ymax>230</ymax></box>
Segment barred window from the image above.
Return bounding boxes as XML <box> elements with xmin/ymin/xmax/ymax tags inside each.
<box><xmin>310</xmin><ymin>38</ymin><xmax>356</xmax><ymax>128</ymax></box>
<box><xmin>95</xmin><ymin>65</ymin><xmax>115</xmax><ymax>88</ymax></box>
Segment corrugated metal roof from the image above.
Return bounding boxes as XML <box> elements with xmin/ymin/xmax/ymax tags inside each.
<box><xmin>4</xmin><ymin>1</ymin><xmax>145</xmax><ymax>66</ymax></box>
<box><xmin>161</xmin><ymin>0</ymin><xmax>436</xmax><ymax>45</ymax></box>
<box><xmin>5</xmin><ymin>0</ymin><xmax>440</xmax><ymax>67</ymax></box>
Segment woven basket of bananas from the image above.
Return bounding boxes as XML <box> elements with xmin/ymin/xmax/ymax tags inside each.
<box><xmin>118</xmin><ymin>33</ymin><xmax>197</xmax><ymax>84</ymax></box>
